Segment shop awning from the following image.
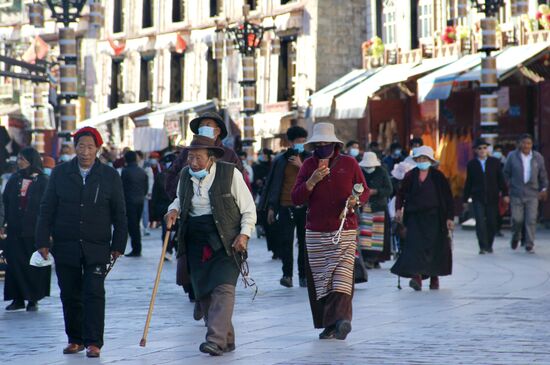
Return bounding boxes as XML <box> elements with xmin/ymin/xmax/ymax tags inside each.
<box><xmin>310</xmin><ymin>69</ymin><xmax>374</xmax><ymax>118</ymax></box>
<box><xmin>79</xmin><ymin>102</ymin><xmax>150</xmax><ymax>128</ymax></box>
<box><xmin>334</xmin><ymin>63</ymin><xmax>417</xmax><ymax>120</ymax></box>
<box><xmin>133</xmin><ymin>100</ymin><xmax>216</xmax><ymax>128</ymax></box>
<box><xmin>254</xmin><ymin>111</ymin><xmax>296</xmax><ymax>138</ymax></box>
<box><xmin>406</xmin><ymin>56</ymin><xmax>459</xmax><ymax>80</ymax></box>
<box><xmin>133</xmin><ymin>127</ymin><xmax>168</xmax><ymax>152</ymax></box>
<box><xmin>455</xmin><ymin>42</ymin><xmax>550</xmax><ymax>83</ymax></box>
<box><xmin>416</xmin><ymin>54</ymin><xmax>483</xmax><ymax>103</ymax></box>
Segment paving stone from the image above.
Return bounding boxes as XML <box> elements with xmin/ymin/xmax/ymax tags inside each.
<box><xmin>1</xmin><ymin>228</ymin><xmax>550</xmax><ymax>364</ymax></box>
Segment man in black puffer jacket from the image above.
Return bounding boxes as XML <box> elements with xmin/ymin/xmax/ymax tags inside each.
<box><xmin>35</xmin><ymin>127</ymin><xmax>127</xmax><ymax>358</ymax></box>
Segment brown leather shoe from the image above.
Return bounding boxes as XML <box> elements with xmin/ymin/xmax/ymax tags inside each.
<box><xmin>63</xmin><ymin>343</ymin><xmax>85</xmax><ymax>354</ymax></box>
<box><xmin>86</xmin><ymin>345</ymin><xmax>101</xmax><ymax>358</ymax></box>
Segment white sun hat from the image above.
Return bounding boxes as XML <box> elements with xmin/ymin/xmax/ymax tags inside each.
<box><xmin>391</xmin><ymin>160</ymin><xmax>417</xmax><ymax>180</ymax></box>
<box><xmin>359</xmin><ymin>152</ymin><xmax>381</xmax><ymax>168</ymax></box>
<box><xmin>305</xmin><ymin>122</ymin><xmax>344</xmax><ymax>146</ymax></box>
<box><xmin>412</xmin><ymin>145</ymin><xmax>438</xmax><ymax>163</ymax></box>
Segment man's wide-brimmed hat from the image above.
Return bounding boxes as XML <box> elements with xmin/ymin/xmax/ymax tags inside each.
<box><xmin>412</xmin><ymin>145</ymin><xmax>438</xmax><ymax>163</ymax></box>
<box><xmin>473</xmin><ymin>137</ymin><xmax>490</xmax><ymax>148</ymax></box>
<box><xmin>359</xmin><ymin>152</ymin><xmax>381</xmax><ymax>168</ymax></box>
<box><xmin>189</xmin><ymin>112</ymin><xmax>228</xmax><ymax>140</ymax></box>
<box><xmin>187</xmin><ymin>135</ymin><xmax>225</xmax><ymax>158</ymax></box>
<box><xmin>305</xmin><ymin>123</ymin><xmax>343</xmax><ymax>146</ymax></box>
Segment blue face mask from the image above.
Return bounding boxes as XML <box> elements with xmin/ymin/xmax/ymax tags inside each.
<box><xmin>492</xmin><ymin>152</ymin><xmax>502</xmax><ymax>159</ymax></box>
<box><xmin>198</xmin><ymin>126</ymin><xmax>216</xmax><ymax>139</ymax></box>
<box><xmin>44</xmin><ymin>168</ymin><xmax>52</xmax><ymax>176</ymax></box>
<box><xmin>417</xmin><ymin>162</ymin><xmax>431</xmax><ymax>171</ymax></box>
<box><xmin>258</xmin><ymin>155</ymin><xmax>266</xmax><ymax>162</ymax></box>
<box><xmin>349</xmin><ymin>148</ymin><xmax>360</xmax><ymax>157</ymax></box>
<box><xmin>189</xmin><ymin>168</ymin><xmax>208</xmax><ymax>179</ymax></box>
<box><xmin>294</xmin><ymin>143</ymin><xmax>305</xmax><ymax>153</ymax></box>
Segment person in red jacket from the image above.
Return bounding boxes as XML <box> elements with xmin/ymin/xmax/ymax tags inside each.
<box><xmin>291</xmin><ymin>123</ymin><xmax>369</xmax><ymax>341</ymax></box>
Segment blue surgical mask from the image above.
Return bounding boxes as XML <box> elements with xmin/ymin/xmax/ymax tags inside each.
<box><xmin>417</xmin><ymin>162</ymin><xmax>431</xmax><ymax>171</ymax></box>
<box><xmin>294</xmin><ymin>143</ymin><xmax>305</xmax><ymax>153</ymax></box>
<box><xmin>392</xmin><ymin>149</ymin><xmax>402</xmax><ymax>158</ymax></box>
<box><xmin>198</xmin><ymin>126</ymin><xmax>216</xmax><ymax>139</ymax></box>
<box><xmin>189</xmin><ymin>168</ymin><xmax>208</xmax><ymax>179</ymax></box>
<box><xmin>59</xmin><ymin>154</ymin><xmax>72</xmax><ymax>162</ymax></box>
<box><xmin>258</xmin><ymin>155</ymin><xmax>266</xmax><ymax>162</ymax></box>
<box><xmin>349</xmin><ymin>148</ymin><xmax>360</xmax><ymax>157</ymax></box>
<box><xmin>492</xmin><ymin>152</ymin><xmax>502</xmax><ymax>159</ymax></box>
<box><xmin>365</xmin><ymin>167</ymin><xmax>376</xmax><ymax>174</ymax></box>
<box><xmin>44</xmin><ymin>168</ymin><xmax>52</xmax><ymax>176</ymax></box>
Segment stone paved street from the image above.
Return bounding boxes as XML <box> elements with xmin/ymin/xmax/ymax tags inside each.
<box><xmin>2</xmin><ymin>227</ymin><xmax>550</xmax><ymax>365</ymax></box>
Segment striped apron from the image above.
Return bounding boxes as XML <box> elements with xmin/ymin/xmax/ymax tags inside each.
<box><xmin>306</xmin><ymin>229</ymin><xmax>356</xmax><ymax>300</ymax></box>
<box><xmin>358</xmin><ymin>205</ymin><xmax>385</xmax><ymax>252</ymax></box>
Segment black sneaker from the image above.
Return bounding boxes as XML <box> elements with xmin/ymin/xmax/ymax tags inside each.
<box><xmin>5</xmin><ymin>300</ymin><xmax>25</xmax><ymax>311</ymax></box>
<box><xmin>335</xmin><ymin>320</ymin><xmax>352</xmax><ymax>340</ymax></box>
<box><xmin>299</xmin><ymin>277</ymin><xmax>307</xmax><ymax>287</ymax></box>
<box><xmin>280</xmin><ymin>276</ymin><xmax>293</xmax><ymax>288</ymax></box>
<box><xmin>511</xmin><ymin>239</ymin><xmax>519</xmax><ymax>250</ymax></box>
<box><xmin>125</xmin><ymin>251</ymin><xmax>141</xmax><ymax>257</ymax></box>
<box><xmin>319</xmin><ymin>326</ymin><xmax>336</xmax><ymax>339</ymax></box>
<box><xmin>199</xmin><ymin>341</ymin><xmax>223</xmax><ymax>356</ymax></box>
<box><xmin>479</xmin><ymin>250</ymin><xmax>486</xmax><ymax>255</ymax></box>
<box><xmin>26</xmin><ymin>301</ymin><xmax>38</xmax><ymax>312</ymax></box>
<box><xmin>526</xmin><ymin>246</ymin><xmax>535</xmax><ymax>254</ymax></box>
<box><xmin>486</xmin><ymin>247</ymin><xmax>494</xmax><ymax>254</ymax></box>
<box><xmin>224</xmin><ymin>343</ymin><xmax>236</xmax><ymax>353</ymax></box>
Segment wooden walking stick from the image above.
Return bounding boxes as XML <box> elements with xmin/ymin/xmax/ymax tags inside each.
<box><xmin>139</xmin><ymin>228</ymin><xmax>172</xmax><ymax>347</ymax></box>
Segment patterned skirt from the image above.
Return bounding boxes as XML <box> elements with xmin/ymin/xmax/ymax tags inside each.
<box><xmin>306</xmin><ymin>229</ymin><xmax>356</xmax><ymax>300</ymax></box>
<box><xmin>358</xmin><ymin>205</ymin><xmax>385</xmax><ymax>252</ymax></box>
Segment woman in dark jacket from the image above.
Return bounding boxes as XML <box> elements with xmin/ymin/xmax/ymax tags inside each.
<box><xmin>3</xmin><ymin>147</ymin><xmax>50</xmax><ymax>311</ymax></box>
<box><xmin>358</xmin><ymin>152</ymin><xmax>393</xmax><ymax>268</ymax></box>
<box><xmin>391</xmin><ymin>146</ymin><xmax>454</xmax><ymax>291</ymax></box>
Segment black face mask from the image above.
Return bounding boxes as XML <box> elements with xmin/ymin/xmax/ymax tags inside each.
<box><xmin>314</xmin><ymin>144</ymin><xmax>335</xmax><ymax>159</ymax></box>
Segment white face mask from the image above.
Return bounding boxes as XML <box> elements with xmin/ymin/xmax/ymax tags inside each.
<box><xmin>365</xmin><ymin>167</ymin><xmax>376</xmax><ymax>174</ymax></box>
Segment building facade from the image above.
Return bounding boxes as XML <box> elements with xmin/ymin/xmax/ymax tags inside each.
<box><xmin>89</xmin><ymin>0</ymin><xmax>367</xmax><ymax>150</ymax></box>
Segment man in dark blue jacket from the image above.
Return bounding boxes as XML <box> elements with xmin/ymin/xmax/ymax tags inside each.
<box><xmin>463</xmin><ymin>138</ymin><xmax>509</xmax><ymax>254</ymax></box>
<box><xmin>36</xmin><ymin>127</ymin><xmax>127</xmax><ymax>358</ymax></box>
<box><xmin>262</xmin><ymin>126</ymin><xmax>310</xmax><ymax>288</ymax></box>
<box><xmin>121</xmin><ymin>150</ymin><xmax>148</xmax><ymax>257</ymax></box>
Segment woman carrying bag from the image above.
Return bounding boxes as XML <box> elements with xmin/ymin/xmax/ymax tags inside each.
<box><xmin>3</xmin><ymin>147</ymin><xmax>50</xmax><ymax>311</ymax></box>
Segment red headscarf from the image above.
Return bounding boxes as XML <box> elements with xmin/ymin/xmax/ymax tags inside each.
<box><xmin>73</xmin><ymin>127</ymin><xmax>104</xmax><ymax>147</ymax></box>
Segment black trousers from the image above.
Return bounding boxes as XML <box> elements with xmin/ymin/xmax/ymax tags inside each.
<box><xmin>56</xmin><ymin>262</ymin><xmax>106</xmax><ymax>348</ymax></box>
<box><xmin>278</xmin><ymin>206</ymin><xmax>307</xmax><ymax>279</ymax></box>
<box><xmin>473</xmin><ymin>201</ymin><xmax>498</xmax><ymax>251</ymax></box>
<box><xmin>126</xmin><ymin>202</ymin><xmax>144</xmax><ymax>254</ymax></box>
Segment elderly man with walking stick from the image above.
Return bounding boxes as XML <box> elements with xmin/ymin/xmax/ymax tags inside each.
<box><xmin>35</xmin><ymin>127</ymin><xmax>128</xmax><ymax>358</ymax></box>
<box><xmin>164</xmin><ymin>135</ymin><xmax>256</xmax><ymax>356</ymax></box>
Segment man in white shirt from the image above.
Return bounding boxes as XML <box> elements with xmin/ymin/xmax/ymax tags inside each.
<box><xmin>504</xmin><ymin>134</ymin><xmax>548</xmax><ymax>253</ymax></box>
<box><xmin>165</xmin><ymin>135</ymin><xmax>256</xmax><ymax>356</ymax></box>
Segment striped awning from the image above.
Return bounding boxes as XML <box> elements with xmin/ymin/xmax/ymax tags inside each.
<box><xmin>79</xmin><ymin>102</ymin><xmax>150</xmax><ymax>128</ymax></box>
<box><xmin>310</xmin><ymin>69</ymin><xmax>374</xmax><ymax>118</ymax></box>
<box><xmin>455</xmin><ymin>42</ymin><xmax>550</xmax><ymax>83</ymax></box>
<box><xmin>416</xmin><ymin>54</ymin><xmax>483</xmax><ymax>103</ymax></box>
<box><xmin>333</xmin><ymin>63</ymin><xmax>418</xmax><ymax>120</ymax></box>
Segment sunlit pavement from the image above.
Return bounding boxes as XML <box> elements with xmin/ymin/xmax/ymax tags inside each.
<box><xmin>2</xmin><ymin>227</ymin><xmax>550</xmax><ymax>364</ymax></box>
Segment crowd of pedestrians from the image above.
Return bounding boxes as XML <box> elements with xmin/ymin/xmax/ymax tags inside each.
<box><xmin>0</xmin><ymin>112</ymin><xmax>548</xmax><ymax>358</ymax></box>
